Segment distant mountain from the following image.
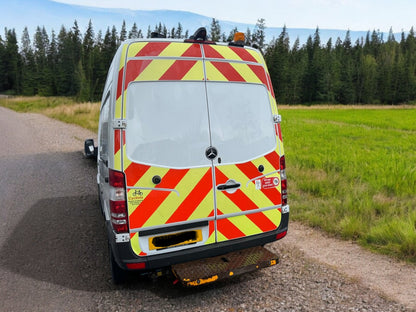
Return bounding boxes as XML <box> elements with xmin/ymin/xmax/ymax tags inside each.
<box><xmin>1</xmin><ymin>0</ymin><xmax>390</xmax><ymax>46</ymax></box>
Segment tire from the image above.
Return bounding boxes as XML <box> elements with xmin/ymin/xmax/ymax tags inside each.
<box><xmin>109</xmin><ymin>243</ymin><xmax>127</xmax><ymax>285</ymax></box>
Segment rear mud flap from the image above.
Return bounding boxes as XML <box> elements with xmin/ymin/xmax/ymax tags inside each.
<box><xmin>172</xmin><ymin>246</ymin><xmax>279</xmax><ymax>287</ymax></box>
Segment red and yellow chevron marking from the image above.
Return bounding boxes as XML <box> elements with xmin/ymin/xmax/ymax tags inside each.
<box><xmin>113</xmin><ymin>129</ymin><xmax>123</xmax><ymax>171</ymax></box>
<box><xmin>127</xmin><ymin>41</ymin><xmax>202</xmax><ymax>58</ymax></box>
<box><xmin>127</xmin><ymin>166</ymin><xmax>214</xmax><ymax>230</ymax></box>
<box><xmin>217</xmin><ymin>208</ymin><xmax>281</xmax><ymax>242</ymax></box>
<box><xmin>214</xmin><ymin>149</ymin><xmax>283</xmax><ymax>242</ymax></box>
<box><xmin>203</xmin><ymin>44</ymin><xmax>263</xmax><ymax>64</ymax></box>
<box><xmin>205</xmin><ymin>61</ymin><xmax>269</xmax><ymax>87</ymax></box>
<box><xmin>114</xmin><ymin>44</ymin><xmax>129</xmax><ymax>119</ymax></box>
<box><xmin>124</xmin><ymin>59</ymin><xmax>204</xmax><ymax>85</ymax></box>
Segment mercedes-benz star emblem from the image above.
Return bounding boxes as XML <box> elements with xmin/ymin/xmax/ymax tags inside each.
<box><xmin>205</xmin><ymin>146</ymin><xmax>218</xmax><ymax>160</ymax></box>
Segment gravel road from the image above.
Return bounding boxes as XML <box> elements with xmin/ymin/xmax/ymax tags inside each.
<box><xmin>0</xmin><ymin>106</ymin><xmax>414</xmax><ymax>312</ymax></box>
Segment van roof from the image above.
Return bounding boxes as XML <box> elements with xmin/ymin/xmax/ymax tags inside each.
<box><xmin>119</xmin><ymin>26</ymin><xmax>255</xmax><ymax>52</ymax></box>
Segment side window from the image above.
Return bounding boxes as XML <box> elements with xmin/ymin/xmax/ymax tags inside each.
<box><xmin>99</xmin><ymin>94</ymin><xmax>110</xmax><ymax>163</ymax></box>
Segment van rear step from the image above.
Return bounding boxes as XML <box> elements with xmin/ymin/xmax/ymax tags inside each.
<box><xmin>171</xmin><ymin>246</ymin><xmax>278</xmax><ymax>287</ymax></box>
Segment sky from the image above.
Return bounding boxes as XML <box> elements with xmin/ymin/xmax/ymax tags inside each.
<box><xmin>51</xmin><ymin>0</ymin><xmax>416</xmax><ymax>32</ymax></box>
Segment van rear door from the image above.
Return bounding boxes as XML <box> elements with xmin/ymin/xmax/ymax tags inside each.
<box><xmin>202</xmin><ymin>44</ymin><xmax>284</xmax><ymax>242</ymax></box>
<box><xmin>206</xmin><ymin>82</ymin><xmax>282</xmax><ymax>242</ymax></box>
<box><xmin>124</xmin><ymin>80</ymin><xmax>216</xmax><ymax>256</ymax></box>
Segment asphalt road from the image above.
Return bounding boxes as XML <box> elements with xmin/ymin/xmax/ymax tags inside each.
<box><xmin>0</xmin><ymin>106</ymin><xmax>410</xmax><ymax>312</ymax></box>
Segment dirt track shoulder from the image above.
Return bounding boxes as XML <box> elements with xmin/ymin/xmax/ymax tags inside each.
<box><xmin>280</xmin><ymin>222</ymin><xmax>416</xmax><ymax>310</ymax></box>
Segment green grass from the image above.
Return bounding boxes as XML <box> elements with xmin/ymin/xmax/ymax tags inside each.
<box><xmin>0</xmin><ymin>96</ymin><xmax>100</xmax><ymax>132</ymax></box>
<box><xmin>280</xmin><ymin>107</ymin><xmax>416</xmax><ymax>262</ymax></box>
<box><xmin>0</xmin><ymin>96</ymin><xmax>77</xmax><ymax>112</ymax></box>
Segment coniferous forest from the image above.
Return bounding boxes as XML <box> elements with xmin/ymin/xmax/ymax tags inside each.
<box><xmin>1</xmin><ymin>18</ymin><xmax>416</xmax><ymax>105</ymax></box>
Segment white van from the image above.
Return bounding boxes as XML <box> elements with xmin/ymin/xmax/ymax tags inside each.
<box><xmin>85</xmin><ymin>28</ymin><xmax>289</xmax><ymax>285</ymax></box>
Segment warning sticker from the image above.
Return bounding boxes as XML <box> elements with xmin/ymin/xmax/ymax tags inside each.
<box><xmin>128</xmin><ymin>189</ymin><xmax>145</xmax><ymax>206</ymax></box>
<box><xmin>260</xmin><ymin>177</ymin><xmax>280</xmax><ymax>189</ymax></box>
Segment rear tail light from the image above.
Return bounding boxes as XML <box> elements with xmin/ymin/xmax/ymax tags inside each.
<box><xmin>280</xmin><ymin>155</ymin><xmax>288</xmax><ymax>207</ymax></box>
<box><xmin>109</xmin><ymin>169</ymin><xmax>128</xmax><ymax>233</ymax></box>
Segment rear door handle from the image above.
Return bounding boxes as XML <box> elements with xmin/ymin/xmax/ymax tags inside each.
<box><xmin>217</xmin><ymin>181</ymin><xmax>241</xmax><ymax>191</ymax></box>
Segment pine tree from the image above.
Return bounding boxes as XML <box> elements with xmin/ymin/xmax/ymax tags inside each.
<box><xmin>80</xmin><ymin>20</ymin><xmax>95</xmax><ymax>101</ymax></box>
<box><xmin>162</xmin><ymin>25</ymin><xmax>168</xmax><ymax>38</ymax></box>
<box><xmin>56</xmin><ymin>25</ymin><xmax>76</xmax><ymax>95</ymax></box>
<box><xmin>20</xmin><ymin>27</ymin><xmax>36</xmax><ymax>95</ymax></box>
<box><xmin>265</xmin><ymin>26</ymin><xmax>290</xmax><ymax>103</ymax></box>
<box><xmin>103</xmin><ymin>26</ymin><xmax>118</xmax><ymax>69</ymax></box>
<box><xmin>47</xmin><ymin>30</ymin><xmax>58</xmax><ymax>95</ymax></box>
<box><xmin>175</xmin><ymin>23</ymin><xmax>183</xmax><ymax>39</ymax></box>
<box><xmin>320</xmin><ymin>38</ymin><xmax>339</xmax><ymax>103</ymax></box>
<box><xmin>92</xmin><ymin>29</ymin><xmax>106</xmax><ymax>100</ymax></box>
<box><xmin>226</xmin><ymin>27</ymin><xmax>238</xmax><ymax>42</ymax></box>
<box><xmin>34</xmin><ymin>27</ymin><xmax>54</xmax><ymax>96</ymax></box>
<box><xmin>252</xmin><ymin>18</ymin><xmax>266</xmax><ymax>51</ymax></box>
<box><xmin>119</xmin><ymin>20</ymin><xmax>127</xmax><ymax>43</ymax></box>
<box><xmin>3</xmin><ymin>28</ymin><xmax>20</xmax><ymax>94</ymax></box>
<box><xmin>245</xmin><ymin>28</ymin><xmax>252</xmax><ymax>45</ymax></box>
<box><xmin>129</xmin><ymin>22</ymin><xmax>139</xmax><ymax>39</ymax></box>
<box><xmin>302</xmin><ymin>35</ymin><xmax>315</xmax><ymax>103</ymax></box>
<box><xmin>287</xmin><ymin>37</ymin><xmax>305</xmax><ymax>104</ymax></box>
<box><xmin>70</xmin><ymin>21</ymin><xmax>83</xmax><ymax>96</ymax></box>
<box><xmin>0</xmin><ymin>35</ymin><xmax>5</xmax><ymax>92</ymax></box>
<box><xmin>336</xmin><ymin>31</ymin><xmax>356</xmax><ymax>103</ymax></box>
<box><xmin>170</xmin><ymin>27</ymin><xmax>176</xmax><ymax>39</ymax></box>
<box><xmin>210</xmin><ymin>18</ymin><xmax>221</xmax><ymax>42</ymax></box>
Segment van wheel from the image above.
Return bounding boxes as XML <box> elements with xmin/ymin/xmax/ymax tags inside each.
<box><xmin>109</xmin><ymin>244</ymin><xmax>127</xmax><ymax>285</ymax></box>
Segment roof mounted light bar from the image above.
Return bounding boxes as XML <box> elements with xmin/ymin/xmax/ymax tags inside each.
<box><xmin>229</xmin><ymin>32</ymin><xmax>245</xmax><ymax>47</ymax></box>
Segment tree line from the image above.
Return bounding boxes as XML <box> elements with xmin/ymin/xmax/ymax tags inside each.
<box><xmin>1</xmin><ymin>18</ymin><xmax>416</xmax><ymax>104</ymax></box>
<box><xmin>265</xmin><ymin>26</ymin><xmax>416</xmax><ymax>104</ymax></box>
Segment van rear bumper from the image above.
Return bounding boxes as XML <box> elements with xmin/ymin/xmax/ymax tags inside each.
<box><xmin>108</xmin><ymin>213</ymin><xmax>289</xmax><ymax>272</ymax></box>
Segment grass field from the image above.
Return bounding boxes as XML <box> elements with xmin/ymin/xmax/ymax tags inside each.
<box><xmin>280</xmin><ymin>106</ymin><xmax>416</xmax><ymax>262</ymax></box>
<box><xmin>0</xmin><ymin>96</ymin><xmax>100</xmax><ymax>131</ymax></box>
<box><xmin>1</xmin><ymin>97</ymin><xmax>415</xmax><ymax>262</ymax></box>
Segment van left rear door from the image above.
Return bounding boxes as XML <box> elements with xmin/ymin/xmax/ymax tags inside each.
<box><xmin>123</xmin><ymin>80</ymin><xmax>216</xmax><ymax>257</ymax></box>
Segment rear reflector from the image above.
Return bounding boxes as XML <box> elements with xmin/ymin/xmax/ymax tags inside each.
<box><xmin>276</xmin><ymin>231</ymin><xmax>287</xmax><ymax>240</ymax></box>
<box><xmin>126</xmin><ymin>262</ymin><xmax>146</xmax><ymax>270</ymax></box>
